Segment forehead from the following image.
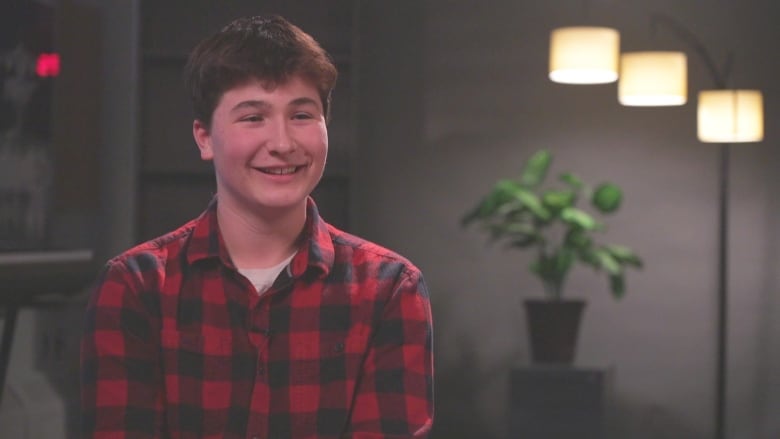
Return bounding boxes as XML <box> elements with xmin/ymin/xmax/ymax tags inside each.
<box><xmin>217</xmin><ymin>76</ymin><xmax>321</xmax><ymax>107</ymax></box>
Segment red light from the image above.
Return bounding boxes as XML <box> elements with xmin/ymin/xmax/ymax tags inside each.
<box><xmin>36</xmin><ymin>53</ymin><xmax>60</xmax><ymax>77</ymax></box>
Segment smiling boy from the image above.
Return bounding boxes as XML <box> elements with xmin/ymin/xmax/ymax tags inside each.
<box><xmin>81</xmin><ymin>15</ymin><xmax>433</xmax><ymax>439</ymax></box>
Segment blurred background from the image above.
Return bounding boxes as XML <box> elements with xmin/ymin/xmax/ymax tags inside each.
<box><xmin>0</xmin><ymin>0</ymin><xmax>778</xmax><ymax>438</ymax></box>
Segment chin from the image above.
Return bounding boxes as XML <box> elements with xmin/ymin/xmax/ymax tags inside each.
<box><xmin>254</xmin><ymin>194</ymin><xmax>308</xmax><ymax>211</ymax></box>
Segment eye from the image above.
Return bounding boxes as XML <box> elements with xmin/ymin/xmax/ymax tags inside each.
<box><xmin>240</xmin><ymin>114</ymin><xmax>264</xmax><ymax>123</ymax></box>
<box><xmin>292</xmin><ymin>112</ymin><xmax>314</xmax><ymax>120</ymax></box>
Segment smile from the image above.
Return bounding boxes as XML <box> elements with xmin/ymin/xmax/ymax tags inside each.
<box><xmin>257</xmin><ymin>166</ymin><xmax>302</xmax><ymax>175</ymax></box>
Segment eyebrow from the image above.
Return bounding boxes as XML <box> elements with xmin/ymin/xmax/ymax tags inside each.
<box><xmin>230</xmin><ymin>97</ymin><xmax>321</xmax><ymax>113</ymax></box>
<box><xmin>230</xmin><ymin>100</ymin><xmax>270</xmax><ymax>113</ymax></box>
<box><xmin>289</xmin><ymin>97</ymin><xmax>321</xmax><ymax>109</ymax></box>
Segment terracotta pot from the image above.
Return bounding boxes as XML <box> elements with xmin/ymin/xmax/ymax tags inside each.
<box><xmin>524</xmin><ymin>299</ymin><xmax>586</xmax><ymax>364</ymax></box>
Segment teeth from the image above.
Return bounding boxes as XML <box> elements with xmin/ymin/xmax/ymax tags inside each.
<box><xmin>261</xmin><ymin>166</ymin><xmax>297</xmax><ymax>175</ymax></box>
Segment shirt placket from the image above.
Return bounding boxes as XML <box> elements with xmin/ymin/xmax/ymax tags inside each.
<box><xmin>245</xmin><ymin>290</ymin><xmax>271</xmax><ymax>439</ymax></box>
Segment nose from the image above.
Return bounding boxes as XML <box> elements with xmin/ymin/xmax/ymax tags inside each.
<box><xmin>267</xmin><ymin>119</ymin><xmax>295</xmax><ymax>154</ymax></box>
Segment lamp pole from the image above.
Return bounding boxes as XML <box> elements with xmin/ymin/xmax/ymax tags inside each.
<box><xmin>715</xmin><ymin>141</ymin><xmax>729</xmax><ymax>439</ymax></box>
<box><xmin>651</xmin><ymin>14</ymin><xmax>732</xmax><ymax>439</ymax></box>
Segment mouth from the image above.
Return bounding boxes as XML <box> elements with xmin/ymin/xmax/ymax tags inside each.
<box><xmin>255</xmin><ymin>165</ymin><xmax>304</xmax><ymax>175</ymax></box>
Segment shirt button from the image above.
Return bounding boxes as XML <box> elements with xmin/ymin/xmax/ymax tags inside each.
<box><xmin>334</xmin><ymin>341</ymin><xmax>345</xmax><ymax>353</ymax></box>
<box><xmin>257</xmin><ymin>366</ymin><xmax>265</xmax><ymax>375</ymax></box>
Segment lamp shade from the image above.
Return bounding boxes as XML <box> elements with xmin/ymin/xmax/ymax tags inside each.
<box><xmin>549</xmin><ymin>26</ymin><xmax>620</xmax><ymax>84</ymax></box>
<box><xmin>619</xmin><ymin>51</ymin><xmax>687</xmax><ymax>106</ymax></box>
<box><xmin>698</xmin><ymin>90</ymin><xmax>764</xmax><ymax>143</ymax></box>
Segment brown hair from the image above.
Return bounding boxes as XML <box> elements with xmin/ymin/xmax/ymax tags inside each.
<box><xmin>183</xmin><ymin>15</ymin><xmax>337</xmax><ymax>127</ymax></box>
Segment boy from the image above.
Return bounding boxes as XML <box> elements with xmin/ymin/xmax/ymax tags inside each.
<box><xmin>81</xmin><ymin>15</ymin><xmax>433</xmax><ymax>439</ymax></box>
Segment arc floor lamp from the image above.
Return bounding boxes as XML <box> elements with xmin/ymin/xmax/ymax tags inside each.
<box><xmin>549</xmin><ymin>14</ymin><xmax>764</xmax><ymax>439</ymax></box>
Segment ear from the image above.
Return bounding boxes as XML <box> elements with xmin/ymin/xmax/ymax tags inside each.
<box><xmin>193</xmin><ymin>119</ymin><xmax>214</xmax><ymax>161</ymax></box>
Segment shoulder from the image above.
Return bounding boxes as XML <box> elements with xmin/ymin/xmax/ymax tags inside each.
<box><xmin>102</xmin><ymin>218</ymin><xmax>198</xmax><ymax>287</ymax></box>
<box><xmin>323</xmin><ymin>226</ymin><xmax>432</xmax><ymax>327</ymax></box>
<box><xmin>111</xmin><ymin>219</ymin><xmax>196</xmax><ymax>265</ymax></box>
<box><xmin>326</xmin><ymin>223</ymin><xmax>423</xmax><ymax>283</ymax></box>
<box><xmin>87</xmin><ymin>219</ymin><xmax>199</xmax><ymax>322</ymax></box>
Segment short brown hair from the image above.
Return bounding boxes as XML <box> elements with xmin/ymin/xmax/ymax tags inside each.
<box><xmin>183</xmin><ymin>15</ymin><xmax>337</xmax><ymax>127</ymax></box>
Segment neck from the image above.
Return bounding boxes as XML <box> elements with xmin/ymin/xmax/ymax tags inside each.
<box><xmin>217</xmin><ymin>198</ymin><xmax>306</xmax><ymax>269</ymax></box>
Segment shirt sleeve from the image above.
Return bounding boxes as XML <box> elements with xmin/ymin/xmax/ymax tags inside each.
<box><xmin>347</xmin><ymin>269</ymin><xmax>434</xmax><ymax>439</ymax></box>
<box><xmin>80</xmin><ymin>260</ymin><xmax>165</xmax><ymax>438</ymax></box>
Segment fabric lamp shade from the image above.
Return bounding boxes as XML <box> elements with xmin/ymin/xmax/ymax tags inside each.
<box><xmin>619</xmin><ymin>51</ymin><xmax>687</xmax><ymax>106</ymax></box>
<box><xmin>698</xmin><ymin>90</ymin><xmax>764</xmax><ymax>143</ymax></box>
<box><xmin>549</xmin><ymin>26</ymin><xmax>620</xmax><ymax>84</ymax></box>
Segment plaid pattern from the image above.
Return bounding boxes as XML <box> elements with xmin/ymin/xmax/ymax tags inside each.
<box><xmin>81</xmin><ymin>197</ymin><xmax>434</xmax><ymax>438</ymax></box>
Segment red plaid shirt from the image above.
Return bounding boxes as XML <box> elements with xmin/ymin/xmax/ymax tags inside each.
<box><xmin>81</xmin><ymin>197</ymin><xmax>434</xmax><ymax>438</ymax></box>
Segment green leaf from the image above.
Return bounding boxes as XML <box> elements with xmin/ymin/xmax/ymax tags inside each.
<box><xmin>487</xmin><ymin>224</ymin><xmax>505</xmax><ymax>242</ymax></box>
<box><xmin>484</xmin><ymin>218</ymin><xmax>539</xmax><ymax>245</ymax></box>
<box><xmin>460</xmin><ymin>203</ymin><xmax>483</xmax><ymax>227</ymax></box>
<box><xmin>541</xmin><ymin>190</ymin><xmax>575</xmax><ymax>212</ymax></box>
<box><xmin>503</xmin><ymin>222</ymin><xmax>538</xmax><ymax>236</ymax></box>
<box><xmin>559</xmin><ymin>172</ymin><xmax>584</xmax><ymax>191</ymax></box>
<box><xmin>560</xmin><ymin>207</ymin><xmax>598</xmax><ymax>230</ymax></box>
<box><xmin>529</xmin><ymin>260</ymin><xmax>541</xmax><ymax>276</ymax></box>
<box><xmin>487</xmin><ymin>180</ymin><xmax>521</xmax><ymax>211</ymax></box>
<box><xmin>460</xmin><ymin>179</ymin><xmax>523</xmax><ymax>227</ymax></box>
<box><xmin>507</xmin><ymin>236</ymin><xmax>537</xmax><ymax>248</ymax></box>
<box><xmin>565</xmin><ymin>228</ymin><xmax>592</xmax><ymax>250</ymax></box>
<box><xmin>494</xmin><ymin>202</ymin><xmax>522</xmax><ymax>218</ymax></box>
<box><xmin>520</xmin><ymin>150</ymin><xmax>552</xmax><ymax>187</ymax></box>
<box><xmin>605</xmin><ymin>245</ymin><xmax>643</xmax><ymax>268</ymax></box>
<box><xmin>578</xmin><ymin>248</ymin><xmax>600</xmax><ymax>268</ymax></box>
<box><xmin>494</xmin><ymin>179</ymin><xmax>521</xmax><ymax>194</ymax></box>
<box><xmin>554</xmin><ymin>249</ymin><xmax>575</xmax><ymax>276</ymax></box>
<box><xmin>592</xmin><ymin>183</ymin><xmax>622</xmax><ymax>213</ymax></box>
<box><xmin>592</xmin><ymin>248</ymin><xmax>621</xmax><ymax>275</ymax></box>
<box><xmin>514</xmin><ymin>188</ymin><xmax>552</xmax><ymax>221</ymax></box>
<box><xmin>609</xmin><ymin>274</ymin><xmax>626</xmax><ymax>299</ymax></box>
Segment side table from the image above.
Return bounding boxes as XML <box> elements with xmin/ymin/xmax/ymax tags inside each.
<box><xmin>509</xmin><ymin>364</ymin><xmax>614</xmax><ymax>439</ymax></box>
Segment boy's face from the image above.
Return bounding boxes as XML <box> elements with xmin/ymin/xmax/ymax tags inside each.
<box><xmin>193</xmin><ymin>76</ymin><xmax>328</xmax><ymax>217</ymax></box>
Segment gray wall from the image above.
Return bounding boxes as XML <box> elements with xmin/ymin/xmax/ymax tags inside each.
<box><xmin>3</xmin><ymin>1</ymin><xmax>778</xmax><ymax>438</ymax></box>
<box><xmin>354</xmin><ymin>1</ymin><xmax>780</xmax><ymax>438</ymax></box>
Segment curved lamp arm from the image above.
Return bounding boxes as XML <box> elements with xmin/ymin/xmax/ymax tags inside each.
<box><xmin>650</xmin><ymin>13</ymin><xmax>733</xmax><ymax>89</ymax></box>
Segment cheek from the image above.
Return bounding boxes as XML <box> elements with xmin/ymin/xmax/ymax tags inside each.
<box><xmin>296</xmin><ymin>126</ymin><xmax>328</xmax><ymax>160</ymax></box>
<box><xmin>313</xmin><ymin>126</ymin><xmax>329</xmax><ymax>157</ymax></box>
<box><xmin>319</xmin><ymin>135</ymin><xmax>329</xmax><ymax>157</ymax></box>
<box><xmin>212</xmin><ymin>130</ymin><xmax>256</xmax><ymax>160</ymax></box>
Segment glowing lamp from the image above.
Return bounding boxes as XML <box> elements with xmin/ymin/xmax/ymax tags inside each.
<box><xmin>698</xmin><ymin>90</ymin><xmax>763</xmax><ymax>143</ymax></box>
<box><xmin>549</xmin><ymin>27</ymin><xmax>620</xmax><ymax>84</ymax></box>
<box><xmin>619</xmin><ymin>51</ymin><xmax>687</xmax><ymax>106</ymax></box>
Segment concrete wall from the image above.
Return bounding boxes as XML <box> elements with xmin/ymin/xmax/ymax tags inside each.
<box><xmin>353</xmin><ymin>1</ymin><xmax>780</xmax><ymax>438</ymax></box>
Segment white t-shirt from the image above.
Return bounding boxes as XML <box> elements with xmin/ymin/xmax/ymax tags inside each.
<box><xmin>237</xmin><ymin>253</ymin><xmax>296</xmax><ymax>295</ymax></box>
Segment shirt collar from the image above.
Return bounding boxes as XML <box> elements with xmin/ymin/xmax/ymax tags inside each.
<box><xmin>186</xmin><ymin>196</ymin><xmax>334</xmax><ymax>278</ymax></box>
<box><xmin>290</xmin><ymin>197</ymin><xmax>334</xmax><ymax>278</ymax></box>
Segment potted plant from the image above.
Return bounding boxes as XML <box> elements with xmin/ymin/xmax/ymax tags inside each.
<box><xmin>461</xmin><ymin>149</ymin><xmax>643</xmax><ymax>363</ymax></box>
